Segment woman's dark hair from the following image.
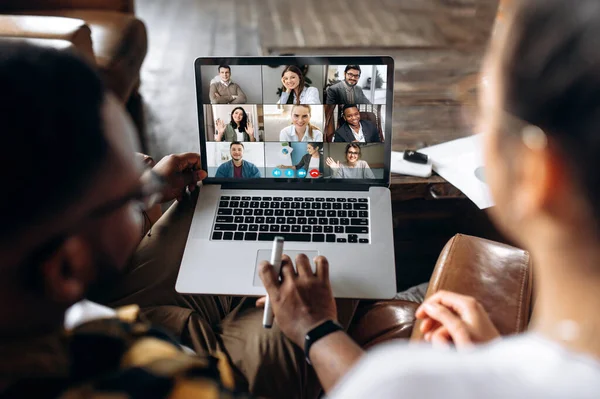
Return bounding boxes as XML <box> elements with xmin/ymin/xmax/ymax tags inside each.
<box><xmin>500</xmin><ymin>0</ymin><xmax>600</xmax><ymax>225</ymax></box>
<box><xmin>229</xmin><ymin>107</ymin><xmax>248</xmax><ymax>132</ymax></box>
<box><xmin>282</xmin><ymin>65</ymin><xmax>306</xmax><ymax>105</ymax></box>
<box><xmin>345</xmin><ymin>143</ymin><xmax>362</xmax><ymax>158</ymax></box>
<box><xmin>307</xmin><ymin>142</ymin><xmax>321</xmax><ymax>153</ymax></box>
<box><xmin>342</xmin><ymin>104</ymin><xmax>359</xmax><ymax>116</ymax></box>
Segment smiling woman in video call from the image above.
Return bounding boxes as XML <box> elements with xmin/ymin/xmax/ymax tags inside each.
<box><xmin>326</xmin><ymin>143</ymin><xmax>375</xmax><ymax>179</ymax></box>
<box><xmin>214</xmin><ymin>106</ymin><xmax>256</xmax><ymax>142</ymax></box>
<box><xmin>278</xmin><ymin>65</ymin><xmax>321</xmax><ymax>105</ymax></box>
<box><xmin>279</xmin><ymin>104</ymin><xmax>323</xmax><ymax>142</ymax></box>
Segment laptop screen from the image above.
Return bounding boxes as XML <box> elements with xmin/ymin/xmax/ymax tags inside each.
<box><xmin>194</xmin><ymin>56</ymin><xmax>394</xmax><ymax>186</ymax></box>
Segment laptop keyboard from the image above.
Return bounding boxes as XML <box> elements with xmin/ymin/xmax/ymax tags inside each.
<box><xmin>211</xmin><ymin>196</ymin><xmax>370</xmax><ymax>244</ymax></box>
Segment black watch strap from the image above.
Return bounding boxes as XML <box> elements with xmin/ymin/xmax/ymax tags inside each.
<box><xmin>304</xmin><ymin>320</ymin><xmax>343</xmax><ymax>365</ymax></box>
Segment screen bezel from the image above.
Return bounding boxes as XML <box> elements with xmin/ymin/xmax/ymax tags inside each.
<box><xmin>194</xmin><ymin>56</ymin><xmax>394</xmax><ymax>190</ymax></box>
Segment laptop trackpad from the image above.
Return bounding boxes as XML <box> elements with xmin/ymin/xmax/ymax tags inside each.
<box><xmin>253</xmin><ymin>250</ymin><xmax>319</xmax><ymax>287</ymax></box>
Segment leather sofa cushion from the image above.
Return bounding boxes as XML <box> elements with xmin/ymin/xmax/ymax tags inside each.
<box><xmin>0</xmin><ymin>15</ymin><xmax>94</xmax><ymax>61</ymax></box>
<box><xmin>18</xmin><ymin>9</ymin><xmax>147</xmax><ymax>100</ymax></box>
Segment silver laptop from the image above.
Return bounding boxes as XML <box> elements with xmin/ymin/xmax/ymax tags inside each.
<box><xmin>176</xmin><ymin>56</ymin><xmax>396</xmax><ymax>299</ymax></box>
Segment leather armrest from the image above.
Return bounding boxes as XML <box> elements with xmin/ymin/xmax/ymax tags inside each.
<box><xmin>0</xmin><ymin>15</ymin><xmax>94</xmax><ymax>62</ymax></box>
<box><xmin>0</xmin><ymin>0</ymin><xmax>134</xmax><ymax>14</ymax></box>
<box><xmin>349</xmin><ymin>234</ymin><xmax>533</xmax><ymax>348</ymax></box>
<box><xmin>410</xmin><ymin>233</ymin><xmax>533</xmax><ymax>341</ymax></box>
<box><xmin>348</xmin><ymin>300</ymin><xmax>419</xmax><ymax>349</ymax></box>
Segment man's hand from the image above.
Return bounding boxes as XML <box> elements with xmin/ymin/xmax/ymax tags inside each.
<box><xmin>152</xmin><ymin>153</ymin><xmax>208</xmax><ymax>202</ymax></box>
<box><xmin>258</xmin><ymin>254</ymin><xmax>337</xmax><ymax>348</ymax></box>
<box><xmin>415</xmin><ymin>291</ymin><xmax>500</xmax><ymax>349</ymax></box>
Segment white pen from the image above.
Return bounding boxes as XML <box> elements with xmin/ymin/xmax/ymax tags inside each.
<box><xmin>263</xmin><ymin>236</ymin><xmax>284</xmax><ymax>328</ymax></box>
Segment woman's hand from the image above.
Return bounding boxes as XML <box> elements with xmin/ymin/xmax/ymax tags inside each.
<box><xmin>246</xmin><ymin>121</ymin><xmax>255</xmax><ymax>142</ymax></box>
<box><xmin>415</xmin><ymin>291</ymin><xmax>501</xmax><ymax>349</ymax></box>
<box><xmin>326</xmin><ymin>157</ymin><xmax>340</xmax><ymax>168</ymax></box>
<box><xmin>281</xmin><ymin>77</ymin><xmax>289</xmax><ymax>92</ymax></box>
<box><xmin>215</xmin><ymin>118</ymin><xmax>226</xmax><ymax>141</ymax></box>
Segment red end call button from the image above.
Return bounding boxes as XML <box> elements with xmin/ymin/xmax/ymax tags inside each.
<box><xmin>309</xmin><ymin>169</ymin><xmax>320</xmax><ymax>178</ymax></box>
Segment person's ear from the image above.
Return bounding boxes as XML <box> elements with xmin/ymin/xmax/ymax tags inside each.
<box><xmin>511</xmin><ymin>141</ymin><xmax>561</xmax><ymax>223</ymax></box>
<box><xmin>41</xmin><ymin>236</ymin><xmax>93</xmax><ymax>305</ymax></box>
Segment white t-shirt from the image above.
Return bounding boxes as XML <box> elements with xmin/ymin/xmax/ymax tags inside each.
<box><xmin>280</xmin><ymin>125</ymin><xmax>323</xmax><ymax>142</ymax></box>
<box><xmin>327</xmin><ymin>334</ymin><xmax>600</xmax><ymax>398</ymax></box>
<box><xmin>350</xmin><ymin>124</ymin><xmax>365</xmax><ymax>142</ymax></box>
<box><xmin>308</xmin><ymin>157</ymin><xmax>320</xmax><ymax>170</ymax></box>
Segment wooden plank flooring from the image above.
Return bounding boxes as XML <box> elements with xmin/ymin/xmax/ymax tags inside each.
<box><xmin>137</xmin><ymin>0</ymin><xmax>498</xmax><ymax>160</ymax></box>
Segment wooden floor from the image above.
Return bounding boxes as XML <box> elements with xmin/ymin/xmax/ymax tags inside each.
<box><xmin>137</xmin><ymin>0</ymin><xmax>499</xmax><ymax>160</ymax></box>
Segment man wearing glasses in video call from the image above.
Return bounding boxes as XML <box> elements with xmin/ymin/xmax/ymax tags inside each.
<box><xmin>326</xmin><ymin>65</ymin><xmax>371</xmax><ymax>104</ymax></box>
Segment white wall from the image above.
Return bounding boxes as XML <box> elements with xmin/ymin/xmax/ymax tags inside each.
<box><xmin>262</xmin><ymin>65</ymin><xmax>326</xmax><ymax>104</ymax></box>
<box><xmin>264</xmin><ymin>142</ymin><xmax>294</xmax><ymax>167</ymax></box>
<box><xmin>200</xmin><ymin>65</ymin><xmax>263</xmax><ymax>103</ymax></box>
<box><xmin>263</xmin><ymin>105</ymin><xmax>324</xmax><ymax>141</ymax></box>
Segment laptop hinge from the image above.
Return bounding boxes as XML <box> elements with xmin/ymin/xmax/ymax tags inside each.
<box><xmin>213</xmin><ymin>182</ymin><xmax>378</xmax><ymax>192</ymax></box>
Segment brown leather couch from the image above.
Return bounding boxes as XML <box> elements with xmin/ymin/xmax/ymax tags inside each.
<box><xmin>349</xmin><ymin>233</ymin><xmax>534</xmax><ymax>347</ymax></box>
<box><xmin>0</xmin><ymin>0</ymin><xmax>147</xmax><ymax>146</ymax></box>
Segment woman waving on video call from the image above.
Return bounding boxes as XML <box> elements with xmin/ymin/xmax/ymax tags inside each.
<box><xmin>326</xmin><ymin>143</ymin><xmax>375</xmax><ymax>179</ymax></box>
<box><xmin>214</xmin><ymin>106</ymin><xmax>256</xmax><ymax>142</ymax></box>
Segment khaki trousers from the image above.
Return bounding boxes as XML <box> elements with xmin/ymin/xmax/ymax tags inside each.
<box><xmin>89</xmin><ymin>191</ymin><xmax>358</xmax><ymax>399</ymax></box>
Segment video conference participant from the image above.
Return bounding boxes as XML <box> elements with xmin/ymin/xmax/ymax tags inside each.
<box><xmin>279</xmin><ymin>104</ymin><xmax>323</xmax><ymax>142</ymax></box>
<box><xmin>277</xmin><ymin>142</ymin><xmax>323</xmax><ymax>178</ymax></box>
<box><xmin>209</xmin><ymin>65</ymin><xmax>247</xmax><ymax>104</ymax></box>
<box><xmin>326</xmin><ymin>143</ymin><xmax>376</xmax><ymax>179</ymax></box>
<box><xmin>215</xmin><ymin>142</ymin><xmax>261</xmax><ymax>178</ymax></box>
<box><xmin>333</xmin><ymin>104</ymin><xmax>381</xmax><ymax>143</ymax></box>
<box><xmin>326</xmin><ymin>65</ymin><xmax>371</xmax><ymax>104</ymax></box>
<box><xmin>214</xmin><ymin>106</ymin><xmax>256</xmax><ymax>142</ymax></box>
<box><xmin>278</xmin><ymin>65</ymin><xmax>321</xmax><ymax>105</ymax></box>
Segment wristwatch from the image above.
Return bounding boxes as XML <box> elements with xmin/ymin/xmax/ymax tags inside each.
<box><xmin>304</xmin><ymin>320</ymin><xmax>343</xmax><ymax>365</ymax></box>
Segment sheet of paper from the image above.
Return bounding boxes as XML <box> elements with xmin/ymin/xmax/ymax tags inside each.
<box><xmin>419</xmin><ymin>134</ymin><xmax>495</xmax><ymax>209</ymax></box>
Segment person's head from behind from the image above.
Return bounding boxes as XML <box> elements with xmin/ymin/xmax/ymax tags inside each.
<box><xmin>230</xmin><ymin>141</ymin><xmax>244</xmax><ymax>161</ymax></box>
<box><xmin>307</xmin><ymin>142</ymin><xmax>321</xmax><ymax>156</ymax></box>
<box><xmin>0</xmin><ymin>43</ymin><xmax>144</xmax><ymax>333</ymax></box>
<box><xmin>230</xmin><ymin>106</ymin><xmax>248</xmax><ymax>131</ymax></box>
<box><xmin>342</xmin><ymin>104</ymin><xmax>361</xmax><ymax>128</ymax></box>
<box><xmin>218</xmin><ymin>65</ymin><xmax>231</xmax><ymax>82</ymax></box>
<box><xmin>480</xmin><ymin>0</ymin><xmax>600</xmax><ymax>255</ymax></box>
<box><xmin>344</xmin><ymin>65</ymin><xmax>361</xmax><ymax>86</ymax></box>
<box><xmin>281</xmin><ymin>65</ymin><xmax>305</xmax><ymax>93</ymax></box>
<box><xmin>345</xmin><ymin>143</ymin><xmax>361</xmax><ymax>165</ymax></box>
